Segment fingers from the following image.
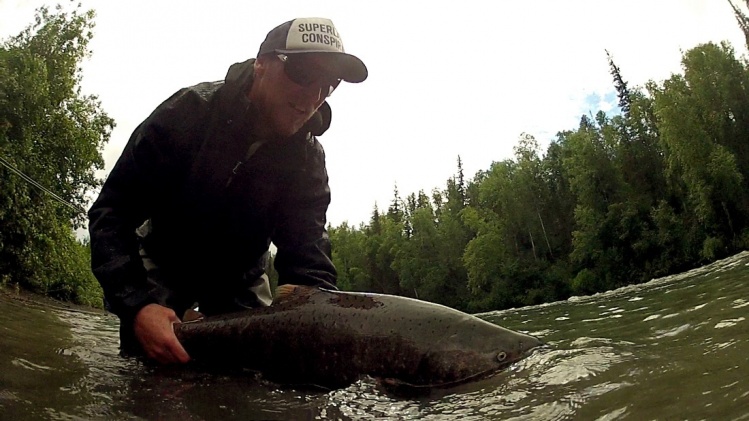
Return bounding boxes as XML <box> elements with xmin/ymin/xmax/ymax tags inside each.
<box><xmin>144</xmin><ymin>333</ymin><xmax>191</xmax><ymax>364</ymax></box>
<box><xmin>165</xmin><ymin>329</ymin><xmax>191</xmax><ymax>364</ymax></box>
<box><xmin>134</xmin><ymin>304</ymin><xmax>191</xmax><ymax>364</ymax></box>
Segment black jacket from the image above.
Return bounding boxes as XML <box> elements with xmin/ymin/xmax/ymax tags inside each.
<box><xmin>88</xmin><ymin>59</ymin><xmax>337</xmax><ymax>323</ymax></box>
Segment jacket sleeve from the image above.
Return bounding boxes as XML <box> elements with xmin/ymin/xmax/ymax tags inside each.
<box><xmin>88</xmin><ymin>88</ymin><xmax>202</xmax><ymax>321</ymax></box>
<box><xmin>272</xmin><ymin>138</ymin><xmax>337</xmax><ymax>289</ymax></box>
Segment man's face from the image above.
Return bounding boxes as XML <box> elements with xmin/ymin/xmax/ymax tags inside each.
<box><xmin>250</xmin><ymin>53</ymin><xmax>340</xmax><ymax>138</ymax></box>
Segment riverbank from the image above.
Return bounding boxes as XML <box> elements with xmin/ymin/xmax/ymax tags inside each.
<box><xmin>0</xmin><ymin>285</ymin><xmax>106</xmax><ymax>316</ymax></box>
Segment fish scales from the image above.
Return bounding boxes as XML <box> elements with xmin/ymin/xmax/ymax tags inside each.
<box><xmin>174</xmin><ymin>286</ymin><xmax>543</xmax><ymax>390</ymax></box>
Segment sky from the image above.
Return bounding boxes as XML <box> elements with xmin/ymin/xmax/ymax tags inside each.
<box><xmin>1</xmin><ymin>0</ymin><xmax>747</xmax><ymax>230</ymax></box>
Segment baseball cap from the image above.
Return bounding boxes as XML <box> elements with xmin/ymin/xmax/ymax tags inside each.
<box><xmin>257</xmin><ymin>17</ymin><xmax>368</xmax><ymax>83</ymax></box>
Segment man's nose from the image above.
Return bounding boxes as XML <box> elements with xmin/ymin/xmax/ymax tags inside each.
<box><xmin>299</xmin><ymin>84</ymin><xmax>323</xmax><ymax>103</ymax></box>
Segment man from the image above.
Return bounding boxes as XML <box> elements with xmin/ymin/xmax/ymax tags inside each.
<box><xmin>88</xmin><ymin>17</ymin><xmax>367</xmax><ymax>364</ymax></box>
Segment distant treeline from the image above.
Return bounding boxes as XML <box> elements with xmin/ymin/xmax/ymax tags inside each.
<box><xmin>4</xmin><ymin>5</ymin><xmax>749</xmax><ymax>311</ymax></box>
<box><xmin>323</xmin><ymin>40</ymin><xmax>749</xmax><ymax>312</ymax></box>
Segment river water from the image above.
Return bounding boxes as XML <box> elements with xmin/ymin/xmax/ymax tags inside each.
<box><xmin>1</xmin><ymin>252</ymin><xmax>748</xmax><ymax>420</ymax></box>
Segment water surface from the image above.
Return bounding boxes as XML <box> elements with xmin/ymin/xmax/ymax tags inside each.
<box><xmin>1</xmin><ymin>252</ymin><xmax>748</xmax><ymax>420</ymax></box>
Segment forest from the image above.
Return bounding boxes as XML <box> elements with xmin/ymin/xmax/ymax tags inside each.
<box><xmin>3</xmin><ymin>3</ymin><xmax>749</xmax><ymax>311</ymax></box>
<box><xmin>1</xmin><ymin>5</ymin><xmax>109</xmax><ymax>306</ymax></box>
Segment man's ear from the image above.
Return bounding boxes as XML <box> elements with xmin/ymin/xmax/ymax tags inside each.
<box><xmin>253</xmin><ymin>56</ymin><xmax>268</xmax><ymax>77</ymax></box>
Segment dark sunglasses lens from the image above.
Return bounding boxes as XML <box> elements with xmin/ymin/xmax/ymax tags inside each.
<box><xmin>282</xmin><ymin>55</ymin><xmax>341</xmax><ymax>96</ymax></box>
<box><xmin>283</xmin><ymin>58</ymin><xmax>312</xmax><ymax>86</ymax></box>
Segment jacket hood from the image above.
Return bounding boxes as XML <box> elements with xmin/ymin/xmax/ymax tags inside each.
<box><xmin>224</xmin><ymin>59</ymin><xmax>332</xmax><ymax>137</ymax></box>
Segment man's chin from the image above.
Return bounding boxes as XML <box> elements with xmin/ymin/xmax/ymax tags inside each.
<box><xmin>278</xmin><ymin>127</ymin><xmax>302</xmax><ymax>139</ymax></box>
<box><xmin>275</xmin><ymin>120</ymin><xmax>309</xmax><ymax>138</ymax></box>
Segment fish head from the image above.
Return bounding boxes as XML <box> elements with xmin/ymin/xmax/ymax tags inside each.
<box><xmin>415</xmin><ymin>315</ymin><xmax>544</xmax><ymax>388</ymax></box>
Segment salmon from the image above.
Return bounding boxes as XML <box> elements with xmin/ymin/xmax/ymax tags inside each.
<box><xmin>173</xmin><ymin>285</ymin><xmax>543</xmax><ymax>390</ymax></box>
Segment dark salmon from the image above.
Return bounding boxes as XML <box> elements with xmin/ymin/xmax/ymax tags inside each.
<box><xmin>173</xmin><ymin>285</ymin><xmax>543</xmax><ymax>390</ymax></box>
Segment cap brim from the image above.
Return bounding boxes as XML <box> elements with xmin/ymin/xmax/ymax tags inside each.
<box><xmin>276</xmin><ymin>50</ymin><xmax>368</xmax><ymax>83</ymax></box>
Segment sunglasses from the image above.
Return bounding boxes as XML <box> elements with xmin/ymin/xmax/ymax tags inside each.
<box><xmin>277</xmin><ymin>54</ymin><xmax>341</xmax><ymax>97</ymax></box>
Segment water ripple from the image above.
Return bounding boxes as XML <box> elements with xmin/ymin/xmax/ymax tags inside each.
<box><xmin>714</xmin><ymin>317</ymin><xmax>745</xmax><ymax>329</ymax></box>
<box><xmin>11</xmin><ymin>358</ymin><xmax>54</xmax><ymax>372</ymax></box>
<box><xmin>530</xmin><ymin>347</ymin><xmax>628</xmax><ymax>386</ymax></box>
<box><xmin>0</xmin><ymin>389</ymin><xmax>19</xmax><ymax>402</ymax></box>
<box><xmin>731</xmin><ymin>299</ymin><xmax>749</xmax><ymax>309</ymax></box>
<box><xmin>4</xmin><ymin>251</ymin><xmax>749</xmax><ymax>420</ymax></box>
<box><xmin>595</xmin><ymin>406</ymin><xmax>629</xmax><ymax>421</ymax></box>
<box><xmin>690</xmin><ymin>303</ymin><xmax>708</xmax><ymax>311</ymax></box>
<box><xmin>652</xmin><ymin>323</ymin><xmax>691</xmax><ymax>339</ymax></box>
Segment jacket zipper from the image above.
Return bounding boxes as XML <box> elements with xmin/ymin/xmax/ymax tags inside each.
<box><xmin>225</xmin><ymin>140</ymin><xmax>266</xmax><ymax>188</ymax></box>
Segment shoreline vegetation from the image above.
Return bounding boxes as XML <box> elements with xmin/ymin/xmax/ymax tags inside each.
<box><xmin>0</xmin><ymin>283</ymin><xmax>106</xmax><ymax>315</ymax></box>
<box><xmin>4</xmin><ymin>4</ymin><xmax>749</xmax><ymax>313</ymax></box>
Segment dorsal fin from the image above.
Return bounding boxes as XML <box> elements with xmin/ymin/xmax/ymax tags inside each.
<box><xmin>182</xmin><ymin>308</ymin><xmax>204</xmax><ymax>323</ymax></box>
<box><xmin>273</xmin><ymin>284</ymin><xmax>320</xmax><ymax>305</ymax></box>
<box><xmin>274</xmin><ymin>284</ymin><xmax>300</xmax><ymax>303</ymax></box>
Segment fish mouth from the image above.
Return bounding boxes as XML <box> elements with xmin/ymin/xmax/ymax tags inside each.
<box><xmin>386</xmin><ymin>343</ymin><xmax>544</xmax><ymax>395</ymax></box>
<box><xmin>434</xmin><ymin>343</ymin><xmax>544</xmax><ymax>388</ymax></box>
<box><xmin>421</xmin><ymin>319</ymin><xmax>545</xmax><ymax>388</ymax></box>
<box><xmin>402</xmin><ymin>351</ymin><xmax>516</xmax><ymax>392</ymax></box>
<box><xmin>415</xmin><ymin>336</ymin><xmax>529</xmax><ymax>389</ymax></box>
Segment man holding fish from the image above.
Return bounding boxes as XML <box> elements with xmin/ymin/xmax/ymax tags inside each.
<box><xmin>88</xmin><ymin>17</ymin><xmax>367</xmax><ymax>364</ymax></box>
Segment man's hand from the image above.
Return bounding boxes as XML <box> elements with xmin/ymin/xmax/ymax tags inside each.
<box><xmin>133</xmin><ymin>303</ymin><xmax>191</xmax><ymax>364</ymax></box>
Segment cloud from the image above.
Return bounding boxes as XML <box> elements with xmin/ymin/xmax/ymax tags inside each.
<box><xmin>2</xmin><ymin>0</ymin><xmax>746</xmax><ymax>229</ymax></box>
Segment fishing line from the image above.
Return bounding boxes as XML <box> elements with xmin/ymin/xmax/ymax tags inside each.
<box><xmin>0</xmin><ymin>154</ymin><xmax>86</xmax><ymax>215</ymax></box>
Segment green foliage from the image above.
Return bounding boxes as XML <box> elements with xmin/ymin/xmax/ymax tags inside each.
<box><xmin>651</xmin><ymin>42</ymin><xmax>749</xmax><ymax>259</ymax></box>
<box><xmin>0</xmin><ymin>5</ymin><xmax>111</xmax><ymax>307</ymax></box>
<box><xmin>7</xmin><ymin>5</ymin><xmax>747</xmax><ymax>313</ymax></box>
<box><xmin>329</xmin><ymin>222</ymin><xmax>371</xmax><ymax>291</ymax></box>
<box><xmin>329</xmin><ymin>38</ymin><xmax>749</xmax><ymax>312</ymax></box>
<box><xmin>570</xmin><ymin>268</ymin><xmax>598</xmax><ymax>295</ymax></box>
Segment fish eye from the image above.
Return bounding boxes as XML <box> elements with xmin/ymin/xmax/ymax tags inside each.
<box><xmin>496</xmin><ymin>352</ymin><xmax>507</xmax><ymax>362</ymax></box>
